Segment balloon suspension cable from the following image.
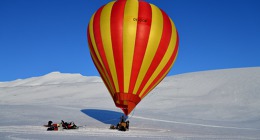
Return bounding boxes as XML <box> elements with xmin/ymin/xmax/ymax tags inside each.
<box><xmin>128</xmin><ymin>107</ymin><xmax>136</xmax><ymax>120</ymax></box>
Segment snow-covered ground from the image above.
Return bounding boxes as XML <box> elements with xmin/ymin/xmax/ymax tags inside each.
<box><xmin>0</xmin><ymin>67</ymin><xmax>260</xmax><ymax>140</ymax></box>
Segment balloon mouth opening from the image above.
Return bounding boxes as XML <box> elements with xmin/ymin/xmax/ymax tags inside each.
<box><xmin>114</xmin><ymin>92</ymin><xmax>141</xmax><ymax>116</ymax></box>
<box><xmin>116</xmin><ymin>101</ymin><xmax>137</xmax><ymax>116</ymax></box>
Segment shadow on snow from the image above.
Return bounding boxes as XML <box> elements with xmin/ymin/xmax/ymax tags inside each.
<box><xmin>81</xmin><ymin>109</ymin><xmax>128</xmax><ymax>125</ymax></box>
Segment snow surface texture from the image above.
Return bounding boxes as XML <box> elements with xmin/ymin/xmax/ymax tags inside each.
<box><xmin>0</xmin><ymin>67</ymin><xmax>260</xmax><ymax>140</ymax></box>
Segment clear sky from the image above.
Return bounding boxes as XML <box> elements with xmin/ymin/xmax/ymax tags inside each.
<box><xmin>0</xmin><ymin>0</ymin><xmax>260</xmax><ymax>82</ymax></box>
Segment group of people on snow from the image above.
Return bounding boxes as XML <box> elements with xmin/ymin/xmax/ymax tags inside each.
<box><xmin>46</xmin><ymin>120</ymin><xmax>78</xmax><ymax>131</ymax></box>
<box><xmin>46</xmin><ymin>115</ymin><xmax>130</xmax><ymax>131</ymax></box>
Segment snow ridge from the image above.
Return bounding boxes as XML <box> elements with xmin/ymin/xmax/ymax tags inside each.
<box><xmin>0</xmin><ymin>72</ymin><xmax>102</xmax><ymax>87</ymax></box>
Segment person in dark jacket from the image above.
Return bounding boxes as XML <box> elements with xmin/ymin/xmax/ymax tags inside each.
<box><xmin>48</xmin><ymin>121</ymin><xmax>53</xmax><ymax>127</ymax></box>
<box><xmin>120</xmin><ymin>115</ymin><xmax>126</xmax><ymax>123</ymax></box>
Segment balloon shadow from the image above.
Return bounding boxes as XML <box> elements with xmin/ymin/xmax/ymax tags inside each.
<box><xmin>81</xmin><ymin>109</ymin><xmax>128</xmax><ymax>125</ymax></box>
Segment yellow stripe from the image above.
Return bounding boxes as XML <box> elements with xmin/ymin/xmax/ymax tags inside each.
<box><xmin>123</xmin><ymin>0</ymin><xmax>139</xmax><ymax>93</ymax></box>
<box><xmin>139</xmin><ymin>19</ymin><xmax>177</xmax><ymax>97</ymax></box>
<box><xmin>100</xmin><ymin>2</ymin><xmax>119</xmax><ymax>92</ymax></box>
<box><xmin>133</xmin><ymin>4</ymin><xmax>163</xmax><ymax>94</ymax></box>
<box><xmin>89</xmin><ymin>6</ymin><xmax>115</xmax><ymax>94</ymax></box>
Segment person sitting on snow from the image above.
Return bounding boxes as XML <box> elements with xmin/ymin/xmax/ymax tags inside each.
<box><xmin>61</xmin><ymin>120</ymin><xmax>68</xmax><ymax>129</ymax></box>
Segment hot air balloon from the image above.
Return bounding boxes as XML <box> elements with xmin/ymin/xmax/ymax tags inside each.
<box><xmin>87</xmin><ymin>0</ymin><xmax>179</xmax><ymax>116</ymax></box>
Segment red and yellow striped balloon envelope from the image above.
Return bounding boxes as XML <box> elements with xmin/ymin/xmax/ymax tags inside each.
<box><xmin>87</xmin><ymin>0</ymin><xmax>179</xmax><ymax>116</ymax></box>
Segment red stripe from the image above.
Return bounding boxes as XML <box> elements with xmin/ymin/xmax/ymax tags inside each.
<box><xmin>136</xmin><ymin>10</ymin><xmax>173</xmax><ymax>95</ymax></box>
<box><xmin>141</xmin><ymin>33</ymin><xmax>179</xmax><ymax>99</ymax></box>
<box><xmin>129</xmin><ymin>2</ymin><xmax>152</xmax><ymax>94</ymax></box>
<box><xmin>92</xmin><ymin>6</ymin><xmax>117</xmax><ymax>94</ymax></box>
<box><xmin>110</xmin><ymin>0</ymin><xmax>126</xmax><ymax>92</ymax></box>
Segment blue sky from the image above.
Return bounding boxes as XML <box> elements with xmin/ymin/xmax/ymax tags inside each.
<box><xmin>0</xmin><ymin>0</ymin><xmax>259</xmax><ymax>82</ymax></box>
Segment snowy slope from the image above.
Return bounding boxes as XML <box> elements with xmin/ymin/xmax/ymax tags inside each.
<box><xmin>0</xmin><ymin>67</ymin><xmax>260</xmax><ymax>140</ymax></box>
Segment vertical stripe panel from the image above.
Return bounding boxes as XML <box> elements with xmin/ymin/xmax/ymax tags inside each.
<box><xmin>88</xmin><ymin>27</ymin><xmax>115</xmax><ymax>96</ymax></box>
<box><xmin>133</xmin><ymin>4</ymin><xmax>163</xmax><ymax>94</ymax></box>
<box><xmin>88</xmin><ymin>8</ymin><xmax>114</xmax><ymax>94</ymax></box>
<box><xmin>139</xmin><ymin>11</ymin><xmax>177</xmax><ymax>96</ymax></box>
<box><xmin>110</xmin><ymin>0</ymin><xmax>126</xmax><ymax>93</ymax></box>
<box><xmin>136</xmin><ymin>9</ymin><xmax>172</xmax><ymax>96</ymax></box>
<box><xmin>100</xmin><ymin>2</ymin><xmax>119</xmax><ymax>92</ymax></box>
<box><xmin>123</xmin><ymin>0</ymin><xmax>139</xmax><ymax>93</ymax></box>
<box><xmin>91</xmin><ymin>4</ymin><xmax>117</xmax><ymax>94</ymax></box>
<box><xmin>128</xmin><ymin>1</ymin><xmax>152</xmax><ymax>95</ymax></box>
<box><xmin>89</xmin><ymin>10</ymin><xmax>105</xmax><ymax>77</ymax></box>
